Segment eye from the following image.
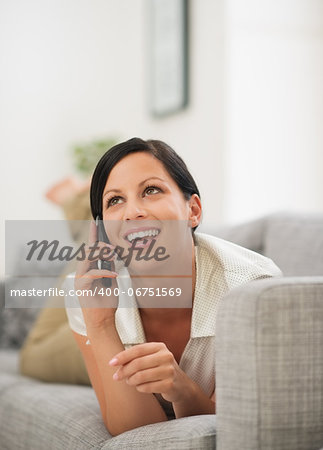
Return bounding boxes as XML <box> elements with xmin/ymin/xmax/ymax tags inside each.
<box><xmin>144</xmin><ymin>185</ymin><xmax>161</xmax><ymax>196</ymax></box>
<box><xmin>107</xmin><ymin>196</ymin><xmax>123</xmax><ymax>208</ymax></box>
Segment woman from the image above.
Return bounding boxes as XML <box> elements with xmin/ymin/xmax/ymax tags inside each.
<box><xmin>64</xmin><ymin>137</ymin><xmax>281</xmax><ymax>436</ymax></box>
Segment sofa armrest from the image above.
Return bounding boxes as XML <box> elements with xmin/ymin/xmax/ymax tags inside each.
<box><xmin>215</xmin><ymin>277</ymin><xmax>323</xmax><ymax>450</ymax></box>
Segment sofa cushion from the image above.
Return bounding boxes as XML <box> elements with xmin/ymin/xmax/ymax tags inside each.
<box><xmin>0</xmin><ymin>369</ymin><xmax>216</xmax><ymax>450</ymax></box>
<box><xmin>264</xmin><ymin>213</ymin><xmax>323</xmax><ymax>276</ymax></box>
<box><xmin>104</xmin><ymin>415</ymin><xmax>216</xmax><ymax>449</ymax></box>
<box><xmin>0</xmin><ymin>374</ymin><xmax>112</xmax><ymax>450</ymax></box>
<box><xmin>0</xmin><ymin>349</ymin><xmax>19</xmax><ymax>375</ymax></box>
<box><xmin>0</xmin><ymin>281</ymin><xmax>41</xmax><ymax>350</ymax></box>
<box><xmin>210</xmin><ymin>216</ymin><xmax>266</xmax><ymax>255</ymax></box>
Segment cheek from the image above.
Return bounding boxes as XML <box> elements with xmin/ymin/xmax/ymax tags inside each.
<box><xmin>102</xmin><ymin>208</ymin><xmax>122</xmax><ymax>240</ymax></box>
<box><xmin>158</xmin><ymin>197</ymin><xmax>189</xmax><ymax>218</ymax></box>
<box><xmin>103</xmin><ymin>222</ymin><xmax>122</xmax><ymax>246</ymax></box>
<box><xmin>102</xmin><ymin>205</ymin><xmax>121</xmax><ymax>219</ymax></box>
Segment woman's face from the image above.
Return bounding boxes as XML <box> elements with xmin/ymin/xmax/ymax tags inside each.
<box><xmin>101</xmin><ymin>152</ymin><xmax>201</xmax><ymax>260</ymax></box>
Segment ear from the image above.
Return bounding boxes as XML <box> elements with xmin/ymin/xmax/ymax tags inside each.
<box><xmin>188</xmin><ymin>194</ymin><xmax>202</xmax><ymax>229</ymax></box>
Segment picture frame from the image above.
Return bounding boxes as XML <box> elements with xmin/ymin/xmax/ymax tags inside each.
<box><xmin>148</xmin><ymin>0</ymin><xmax>189</xmax><ymax>117</ymax></box>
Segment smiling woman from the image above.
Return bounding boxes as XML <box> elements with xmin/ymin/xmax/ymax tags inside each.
<box><xmin>90</xmin><ymin>138</ymin><xmax>200</xmax><ymax>227</ymax></box>
<box><xmin>61</xmin><ymin>137</ymin><xmax>282</xmax><ymax>436</ymax></box>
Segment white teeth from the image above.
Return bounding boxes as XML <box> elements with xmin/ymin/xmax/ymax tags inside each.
<box><xmin>126</xmin><ymin>229</ymin><xmax>159</xmax><ymax>242</ymax></box>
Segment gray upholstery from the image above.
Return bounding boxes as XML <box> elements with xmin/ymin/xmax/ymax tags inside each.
<box><xmin>0</xmin><ymin>349</ymin><xmax>19</xmax><ymax>375</ymax></box>
<box><xmin>1</xmin><ymin>212</ymin><xmax>323</xmax><ymax>449</ymax></box>
<box><xmin>264</xmin><ymin>214</ymin><xmax>323</xmax><ymax>276</ymax></box>
<box><xmin>215</xmin><ymin>212</ymin><xmax>323</xmax><ymax>276</ymax></box>
<box><xmin>216</xmin><ymin>277</ymin><xmax>323</xmax><ymax>450</ymax></box>
<box><xmin>102</xmin><ymin>415</ymin><xmax>215</xmax><ymax>450</ymax></box>
<box><xmin>0</xmin><ymin>358</ymin><xmax>215</xmax><ymax>450</ymax></box>
<box><xmin>208</xmin><ymin>215</ymin><xmax>267</xmax><ymax>255</ymax></box>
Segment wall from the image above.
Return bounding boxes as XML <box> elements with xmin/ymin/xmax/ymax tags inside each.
<box><xmin>224</xmin><ymin>0</ymin><xmax>323</xmax><ymax>222</ymax></box>
<box><xmin>1</xmin><ymin>0</ymin><xmax>323</xmax><ymax>276</ymax></box>
<box><xmin>0</xmin><ymin>0</ymin><xmax>226</xmax><ymax>275</ymax></box>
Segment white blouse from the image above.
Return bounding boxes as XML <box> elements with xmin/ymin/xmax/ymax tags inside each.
<box><xmin>64</xmin><ymin>233</ymin><xmax>282</xmax><ymax>417</ymax></box>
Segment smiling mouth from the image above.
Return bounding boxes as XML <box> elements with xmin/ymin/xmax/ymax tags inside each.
<box><xmin>124</xmin><ymin>228</ymin><xmax>161</xmax><ymax>244</ymax></box>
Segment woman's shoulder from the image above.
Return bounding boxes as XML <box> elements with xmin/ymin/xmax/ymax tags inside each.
<box><xmin>194</xmin><ymin>232</ymin><xmax>282</xmax><ymax>281</ymax></box>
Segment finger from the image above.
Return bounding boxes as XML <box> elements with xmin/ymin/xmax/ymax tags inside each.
<box><xmin>76</xmin><ymin>269</ymin><xmax>118</xmax><ymax>281</ymax></box>
<box><xmin>75</xmin><ymin>240</ymin><xmax>103</xmax><ymax>277</ymax></box>
<box><xmin>88</xmin><ymin>219</ymin><xmax>97</xmax><ymax>245</ymax></box>
<box><xmin>83</xmin><ymin>242</ymin><xmax>115</xmax><ymax>259</ymax></box>
<box><xmin>75</xmin><ymin>242</ymin><xmax>116</xmax><ymax>277</ymax></box>
<box><xmin>114</xmin><ymin>352</ymin><xmax>171</xmax><ymax>380</ymax></box>
<box><xmin>109</xmin><ymin>342</ymin><xmax>166</xmax><ymax>367</ymax></box>
<box><xmin>114</xmin><ymin>354</ymin><xmax>159</xmax><ymax>380</ymax></box>
<box><xmin>75</xmin><ymin>269</ymin><xmax>118</xmax><ymax>292</ymax></box>
<box><xmin>116</xmin><ymin>365</ymin><xmax>174</xmax><ymax>386</ymax></box>
<box><xmin>126</xmin><ymin>367</ymin><xmax>168</xmax><ymax>386</ymax></box>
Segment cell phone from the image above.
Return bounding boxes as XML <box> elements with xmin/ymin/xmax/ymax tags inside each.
<box><xmin>95</xmin><ymin>216</ymin><xmax>113</xmax><ymax>287</ymax></box>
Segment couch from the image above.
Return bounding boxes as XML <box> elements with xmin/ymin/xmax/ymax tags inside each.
<box><xmin>0</xmin><ymin>212</ymin><xmax>322</xmax><ymax>449</ymax></box>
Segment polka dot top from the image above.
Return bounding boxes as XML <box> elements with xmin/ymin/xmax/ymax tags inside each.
<box><xmin>65</xmin><ymin>232</ymin><xmax>282</xmax><ymax>418</ymax></box>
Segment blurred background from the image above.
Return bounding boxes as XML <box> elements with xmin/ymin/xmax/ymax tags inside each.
<box><xmin>1</xmin><ymin>0</ymin><xmax>323</xmax><ymax>276</ymax></box>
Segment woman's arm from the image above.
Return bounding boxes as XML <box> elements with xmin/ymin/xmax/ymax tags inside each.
<box><xmin>71</xmin><ymin>221</ymin><xmax>167</xmax><ymax>434</ymax></box>
<box><xmin>72</xmin><ymin>324</ymin><xmax>167</xmax><ymax>436</ymax></box>
<box><xmin>71</xmin><ymin>221</ymin><xmax>168</xmax><ymax>434</ymax></box>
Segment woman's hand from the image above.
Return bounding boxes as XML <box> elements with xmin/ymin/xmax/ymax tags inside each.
<box><xmin>109</xmin><ymin>342</ymin><xmax>193</xmax><ymax>404</ymax></box>
<box><xmin>74</xmin><ymin>220</ymin><xmax>119</xmax><ymax>330</ymax></box>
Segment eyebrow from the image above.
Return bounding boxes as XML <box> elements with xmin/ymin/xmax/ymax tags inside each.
<box><xmin>103</xmin><ymin>177</ymin><xmax>166</xmax><ymax>198</ymax></box>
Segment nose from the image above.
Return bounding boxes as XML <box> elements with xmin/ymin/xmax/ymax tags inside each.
<box><xmin>123</xmin><ymin>198</ymin><xmax>148</xmax><ymax>221</ymax></box>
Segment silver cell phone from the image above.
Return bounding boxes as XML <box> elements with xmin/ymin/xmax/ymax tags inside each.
<box><xmin>95</xmin><ymin>216</ymin><xmax>112</xmax><ymax>287</ymax></box>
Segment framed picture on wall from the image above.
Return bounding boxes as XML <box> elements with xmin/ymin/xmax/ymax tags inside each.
<box><xmin>148</xmin><ymin>0</ymin><xmax>189</xmax><ymax>117</ymax></box>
